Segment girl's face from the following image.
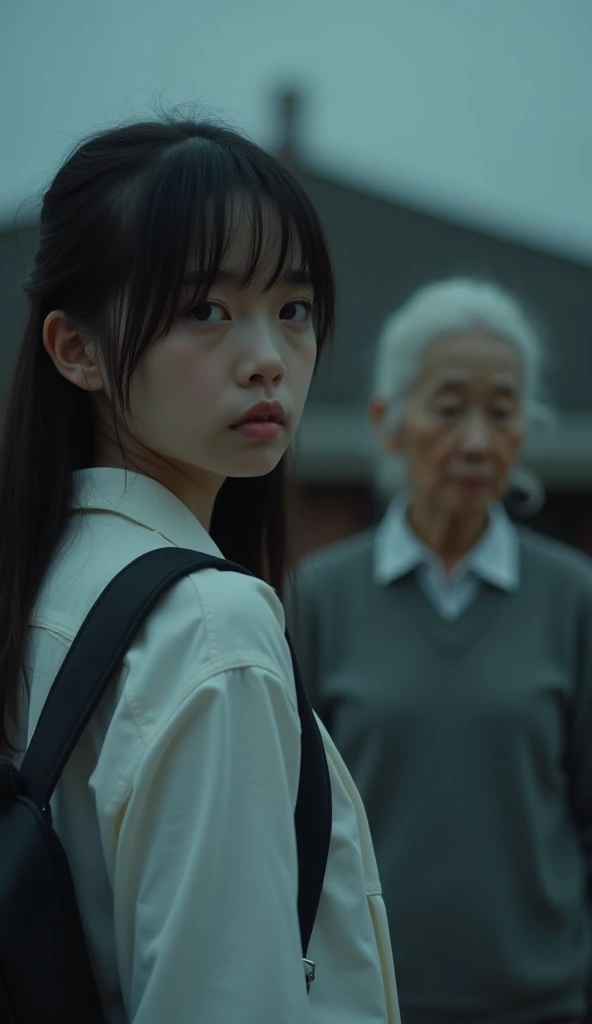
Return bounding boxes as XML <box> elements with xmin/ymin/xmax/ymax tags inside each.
<box><xmin>90</xmin><ymin>208</ymin><xmax>318</xmax><ymax>511</ymax></box>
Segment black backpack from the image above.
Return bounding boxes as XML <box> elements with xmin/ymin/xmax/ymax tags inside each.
<box><xmin>0</xmin><ymin>548</ymin><xmax>332</xmax><ymax>1023</ymax></box>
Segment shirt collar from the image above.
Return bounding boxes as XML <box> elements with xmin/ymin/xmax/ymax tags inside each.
<box><xmin>373</xmin><ymin>494</ymin><xmax>519</xmax><ymax>592</ymax></box>
<box><xmin>71</xmin><ymin>468</ymin><xmax>223</xmax><ymax>557</ymax></box>
<box><xmin>469</xmin><ymin>501</ymin><xmax>519</xmax><ymax>592</ymax></box>
<box><xmin>373</xmin><ymin>496</ymin><xmax>426</xmax><ymax>585</ymax></box>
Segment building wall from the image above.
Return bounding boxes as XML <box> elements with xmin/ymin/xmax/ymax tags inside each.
<box><xmin>300</xmin><ymin>170</ymin><xmax>592</xmax><ymax>414</ymax></box>
<box><xmin>289</xmin><ymin>482</ymin><xmax>375</xmax><ymax>563</ymax></box>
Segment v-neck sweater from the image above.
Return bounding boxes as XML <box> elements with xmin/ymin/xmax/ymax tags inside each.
<box><xmin>289</xmin><ymin>526</ymin><xmax>592</xmax><ymax>1023</ymax></box>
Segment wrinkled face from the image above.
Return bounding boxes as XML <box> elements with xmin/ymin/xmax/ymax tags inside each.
<box><xmin>390</xmin><ymin>330</ymin><xmax>525</xmax><ymax>516</ymax></box>
<box><xmin>121</xmin><ymin>209</ymin><xmax>317</xmax><ymax>482</ymax></box>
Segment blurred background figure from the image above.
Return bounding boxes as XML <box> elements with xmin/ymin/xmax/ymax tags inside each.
<box><xmin>288</xmin><ymin>278</ymin><xmax>592</xmax><ymax>1024</ymax></box>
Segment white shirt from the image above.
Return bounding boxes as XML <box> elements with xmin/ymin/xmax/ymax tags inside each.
<box><xmin>25</xmin><ymin>468</ymin><xmax>400</xmax><ymax>1024</ymax></box>
<box><xmin>373</xmin><ymin>496</ymin><xmax>519</xmax><ymax>619</ymax></box>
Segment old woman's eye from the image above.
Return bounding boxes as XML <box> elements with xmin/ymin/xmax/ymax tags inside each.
<box><xmin>436</xmin><ymin>404</ymin><xmax>460</xmax><ymax>419</ymax></box>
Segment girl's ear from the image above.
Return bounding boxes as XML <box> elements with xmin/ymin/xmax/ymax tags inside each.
<box><xmin>369</xmin><ymin>398</ymin><xmax>402</xmax><ymax>453</ymax></box>
<box><xmin>43</xmin><ymin>311</ymin><xmax>104</xmax><ymax>392</ymax></box>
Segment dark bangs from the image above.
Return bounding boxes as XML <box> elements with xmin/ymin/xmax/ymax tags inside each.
<box><xmin>111</xmin><ymin>124</ymin><xmax>336</xmax><ymax>409</ymax></box>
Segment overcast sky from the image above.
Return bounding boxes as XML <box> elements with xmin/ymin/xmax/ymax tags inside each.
<box><xmin>2</xmin><ymin>0</ymin><xmax>591</xmax><ymax>261</ymax></box>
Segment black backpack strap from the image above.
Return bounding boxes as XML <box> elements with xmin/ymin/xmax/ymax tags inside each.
<box><xmin>288</xmin><ymin>631</ymin><xmax>332</xmax><ymax>961</ymax></box>
<box><xmin>20</xmin><ymin>547</ymin><xmax>331</xmax><ymax>961</ymax></box>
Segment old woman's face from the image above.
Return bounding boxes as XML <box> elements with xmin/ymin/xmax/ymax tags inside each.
<box><xmin>387</xmin><ymin>329</ymin><xmax>525</xmax><ymax>517</ymax></box>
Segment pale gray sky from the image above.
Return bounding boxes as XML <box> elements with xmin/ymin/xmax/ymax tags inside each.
<box><xmin>1</xmin><ymin>0</ymin><xmax>591</xmax><ymax>260</ymax></box>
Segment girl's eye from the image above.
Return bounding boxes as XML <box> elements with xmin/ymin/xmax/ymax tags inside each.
<box><xmin>188</xmin><ymin>302</ymin><xmax>228</xmax><ymax>324</ymax></box>
<box><xmin>492</xmin><ymin>406</ymin><xmax>512</xmax><ymax>421</ymax></box>
<box><xmin>280</xmin><ymin>300</ymin><xmax>315</xmax><ymax>324</ymax></box>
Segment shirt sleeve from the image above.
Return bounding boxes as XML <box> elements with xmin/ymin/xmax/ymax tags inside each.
<box><xmin>110</xmin><ymin>662</ymin><xmax>312</xmax><ymax>1024</ymax></box>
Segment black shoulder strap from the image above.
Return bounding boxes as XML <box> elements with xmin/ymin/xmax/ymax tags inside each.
<box><xmin>21</xmin><ymin>547</ymin><xmax>331</xmax><ymax>958</ymax></box>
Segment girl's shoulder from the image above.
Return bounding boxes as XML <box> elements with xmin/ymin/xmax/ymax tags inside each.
<box><xmin>33</xmin><ymin>510</ymin><xmax>295</xmax><ymax>733</ymax></box>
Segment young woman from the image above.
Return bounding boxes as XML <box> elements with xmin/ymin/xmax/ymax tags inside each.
<box><xmin>0</xmin><ymin>115</ymin><xmax>399</xmax><ymax>1023</ymax></box>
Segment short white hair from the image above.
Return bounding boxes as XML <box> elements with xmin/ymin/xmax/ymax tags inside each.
<box><xmin>372</xmin><ymin>278</ymin><xmax>554</xmax><ymax>512</ymax></box>
<box><xmin>373</xmin><ymin>278</ymin><xmax>551</xmax><ymax>432</ymax></box>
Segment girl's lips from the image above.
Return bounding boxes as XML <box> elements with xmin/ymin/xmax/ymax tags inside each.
<box><xmin>232</xmin><ymin>421</ymin><xmax>282</xmax><ymax>439</ymax></box>
<box><xmin>233</xmin><ymin>399</ymin><xmax>286</xmax><ymax>426</ymax></box>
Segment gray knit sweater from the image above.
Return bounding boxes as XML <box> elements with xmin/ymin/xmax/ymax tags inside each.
<box><xmin>288</xmin><ymin>526</ymin><xmax>592</xmax><ymax>1024</ymax></box>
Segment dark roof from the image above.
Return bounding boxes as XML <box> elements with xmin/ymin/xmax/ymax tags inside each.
<box><xmin>298</xmin><ymin>166</ymin><xmax>592</xmax><ymax>412</ymax></box>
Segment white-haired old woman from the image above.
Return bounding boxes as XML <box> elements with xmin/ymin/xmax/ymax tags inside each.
<box><xmin>289</xmin><ymin>279</ymin><xmax>592</xmax><ymax>1024</ymax></box>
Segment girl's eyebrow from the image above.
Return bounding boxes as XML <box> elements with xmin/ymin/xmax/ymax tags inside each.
<box><xmin>182</xmin><ymin>268</ymin><xmax>313</xmax><ymax>288</ymax></box>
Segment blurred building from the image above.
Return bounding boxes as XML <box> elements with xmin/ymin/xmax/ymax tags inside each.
<box><xmin>1</xmin><ymin>89</ymin><xmax>591</xmax><ymax>561</ymax></box>
<box><xmin>275</xmin><ymin>89</ymin><xmax>592</xmax><ymax>562</ymax></box>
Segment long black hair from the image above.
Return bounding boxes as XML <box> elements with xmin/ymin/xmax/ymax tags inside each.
<box><xmin>0</xmin><ymin>112</ymin><xmax>336</xmax><ymax>755</ymax></box>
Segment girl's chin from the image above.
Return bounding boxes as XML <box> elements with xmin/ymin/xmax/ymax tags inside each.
<box><xmin>223</xmin><ymin>451</ymin><xmax>286</xmax><ymax>479</ymax></box>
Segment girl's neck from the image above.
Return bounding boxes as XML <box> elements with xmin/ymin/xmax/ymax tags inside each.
<box><xmin>95</xmin><ymin>436</ymin><xmax>223</xmax><ymax>531</ymax></box>
<box><xmin>406</xmin><ymin>499</ymin><xmax>489</xmax><ymax>575</ymax></box>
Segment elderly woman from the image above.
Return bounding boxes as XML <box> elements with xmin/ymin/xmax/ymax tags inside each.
<box><xmin>289</xmin><ymin>279</ymin><xmax>592</xmax><ymax>1024</ymax></box>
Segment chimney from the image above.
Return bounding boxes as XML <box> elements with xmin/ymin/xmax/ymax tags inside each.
<box><xmin>276</xmin><ymin>87</ymin><xmax>304</xmax><ymax>168</ymax></box>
